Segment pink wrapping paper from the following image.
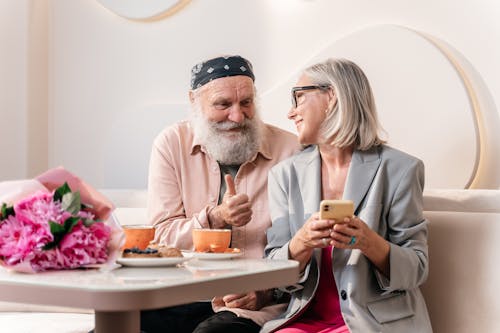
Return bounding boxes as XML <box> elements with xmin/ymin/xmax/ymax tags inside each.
<box><xmin>0</xmin><ymin>167</ymin><xmax>124</xmax><ymax>273</ymax></box>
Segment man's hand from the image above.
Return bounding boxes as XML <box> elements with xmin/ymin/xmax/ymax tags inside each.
<box><xmin>209</xmin><ymin>174</ymin><xmax>252</xmax><ymax>228</ymax></box>
<box><xmin>214</xmin><ymin>290</ymin><xmax>273</xmax><ymax>311</ymax></box>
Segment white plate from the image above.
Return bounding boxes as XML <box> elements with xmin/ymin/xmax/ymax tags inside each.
<box><xmin>181</xmin><ymin>250</ymin><xmax>243</xmax><ymax>260</ymax></box>
<box><xmin>116</xmin><ymin>257</ymin><xmax>189</xmax><ymax>267</ymax></box>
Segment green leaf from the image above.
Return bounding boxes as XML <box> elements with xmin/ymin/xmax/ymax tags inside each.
<box><xmin>0</xmin><ymin>203</ymin><xmax>15</xmax><ymax>221</ymax></box>
<box><xmin>81</xmin><ymin>202</ymin><xmax>93</xmax><ymax>210</ymax></box>
<box><xmin>54</xmin><ymin>182</ymin><xmax>72</xmax><ymax>202</ymax></box>
<box><xmin>43</xmin><ymin>221</ymin><xmax>65</xmax><ymax>250</ymax></box>
<box><xmin>49</xmin><ymin>220</ymin><xmax>65</xmax><ymax>234</ymax></box>
<box><xmin>63</xmin><ymin>216</ymin><xmax>80</xmax><ymax>233</ymax></box>
<box><xmin>82</xmin><ymin>218</ymin><xmax>97</xmax><ymax>227</ymax></box>
<box><xmin>61</xmin><ymin>191</ymin><xmax>81</xmax><ymax>215</ymax></box>
<box><xmin>42</xmin><ymin>217</ymin><xmax>80</xmax><ymax>250</ymax></box>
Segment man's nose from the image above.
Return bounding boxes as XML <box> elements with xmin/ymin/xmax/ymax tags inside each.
<box><xmin>227</xmin><ymin>105</ymin><xmax>245</xmax><ymax>123</ymax></box>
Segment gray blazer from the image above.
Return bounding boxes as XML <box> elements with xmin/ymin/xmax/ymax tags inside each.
<box><xmin>261</xmin><ymin>145</ymin><xmax>432</xmax><ymax>333</ymax></box>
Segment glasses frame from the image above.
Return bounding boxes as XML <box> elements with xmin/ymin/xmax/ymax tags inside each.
<box><xmin>291</xmin><ymin>85</ymin><xmax>331</xmax><ymax>108</ymax></box>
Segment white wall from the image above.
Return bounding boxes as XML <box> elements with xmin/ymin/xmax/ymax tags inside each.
<box><xmin>1</xmin><ymin>0</ymin><xmax>500</xmax><ymax>189</ymax></box>
<box><xmin>0</xmin><ymin>1</ymin><xmax>28</xmax><ymax>179</ymax></box>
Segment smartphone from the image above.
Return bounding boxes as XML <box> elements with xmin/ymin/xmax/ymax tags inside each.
<box><xmin>319</xmin><ymin>200</ymin><xmax>354</xmax><ymax>221</ymax></box>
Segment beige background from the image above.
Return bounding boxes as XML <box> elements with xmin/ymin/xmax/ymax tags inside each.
<box><xmin>1</xmin><ymin>0</ymin><xmax>499</xmax><ymax>189</ymax></box>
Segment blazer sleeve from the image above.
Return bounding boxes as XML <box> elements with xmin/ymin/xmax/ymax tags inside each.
<box><xmin>376</xmin><ymin>158</ymin><xmax>429</xmax><ymax>292</ymax></box>
<box><xmin>265</xmin><ymin>165</ymin><xmax>313</xmax><ymax>284</ymax></box>
<box><xmin>265</xmin><ymin>166</ymin><xmax>293</xmax><ymax>260</ymax></box>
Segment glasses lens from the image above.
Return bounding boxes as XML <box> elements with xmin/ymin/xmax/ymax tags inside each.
<box><xmin>290</xmin><ymin>85</ymin><xmax>330</xmax><ymax>108</ymax></box>
<box><xmin>291</xmin><ymin>91</ymin><xmax>297</xmax><ymax>108</ymax></box>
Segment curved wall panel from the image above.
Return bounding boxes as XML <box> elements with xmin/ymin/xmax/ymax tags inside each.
<box><xmin>95</xmin><ymin>0</ymin><xmax>190</xmax><ymax>21</ymax></box>
<box><xmin>261</xmin><ymin>25</ymin><xmax>499</xmax><ymax>189</ymax></box>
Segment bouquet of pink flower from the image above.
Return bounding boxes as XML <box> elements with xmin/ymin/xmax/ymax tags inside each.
<box><xmin>0</xmin><ymin>167</ymin><xmax>123</xmax><ymax>273</ymax></box>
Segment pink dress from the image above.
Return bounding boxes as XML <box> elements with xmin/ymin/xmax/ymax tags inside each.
<box><xmin>275</xmin><ymin>246</ymin><xmax>350</xmax><ymax>333</ymax></box>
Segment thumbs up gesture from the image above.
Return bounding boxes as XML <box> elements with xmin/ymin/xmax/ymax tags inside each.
<box><xmin>224</xmin><ymin>173</ymin><xmax>237</xmax><ymax>196</ymax></box>
<box><xmin>208</xmin><ymin>174</ymin><xmax>252</xmax><ymax>228</ymax></box>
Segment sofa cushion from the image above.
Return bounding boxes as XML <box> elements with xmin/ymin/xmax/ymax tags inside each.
<box><xmin>99</xmin><ymin>189</ymin><xmax>147</xmax><ymax>208</ymax></box>
<box><xmin>424</xmin><ymin>189</ymin><xmax>500</xmax><ymax>213</ymax></box>
<box><xmin>113</xmin><ymin>207</ymin><xmax>148</xmax><ymax>226</ymax></box>
<box><xmin>421</xmin><ymin>210</ymin><xmax>500</xmax><ymax>333</ymax></box>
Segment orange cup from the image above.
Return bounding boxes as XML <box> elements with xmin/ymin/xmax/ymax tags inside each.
<box><xmin>192</xmin><ymin>229</ymin><xmax>231</xmax><ymax>253</ymax></box>
<box><xmin>122</xmin><ymin>225</ymin><xmax>155</xmax><ymax>250</ymax></box>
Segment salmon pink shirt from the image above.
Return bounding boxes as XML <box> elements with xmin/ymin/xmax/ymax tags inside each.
<box><xmin>147</xmin><ymin>120</ymin><xmax>298</xmax><ymax>259</ymax></box>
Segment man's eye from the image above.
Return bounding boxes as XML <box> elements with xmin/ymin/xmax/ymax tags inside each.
<box><xmin>241</xmin><ymin>99</ymin><xmax>253</xmax><ymax>107</ymax></box>
<box><xmin>214</xmin><ymin>102</ymin><xmax>230</xmax><ymax>109</ymax></box>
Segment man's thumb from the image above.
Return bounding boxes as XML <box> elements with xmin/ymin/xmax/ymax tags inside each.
<box><xmin>224</xmin><ymin>174</ymin><xmax>236</xmax><ymax>196</ymax></box>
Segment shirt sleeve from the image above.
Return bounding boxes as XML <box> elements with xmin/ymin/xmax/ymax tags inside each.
<box><xmin>146</xmin><ymin>132</ymin><xmax>211</xmax><ymax>249</ymax></box>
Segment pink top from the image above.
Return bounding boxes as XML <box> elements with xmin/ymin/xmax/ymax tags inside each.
<box><xmin>303</xmin><ymin>246</ymin><xmax>345</xmax><ymax>325</ymax></box>
<box><xmin>147</xmin><ymin>120</ymin><xmax>298</xmax><ymax>258</ymax></box>
<box><xmin>277</xmin><ymin>246</ymin><xmax>348</xmax><ymax>333</ymax></box>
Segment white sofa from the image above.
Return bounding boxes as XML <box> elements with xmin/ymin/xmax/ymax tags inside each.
<box><xmin>421</xmin><ymin>189</ymin><xmax>500</xmax><ymax>333</ymax></box>
<box><xmin>1</xmin><ymin>189</ymin><xmax>499</xmax><ymax>332</ymax></box>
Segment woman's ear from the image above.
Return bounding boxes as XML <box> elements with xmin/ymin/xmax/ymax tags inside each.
<box><xmin>327</xmin><ymin>93</ymin><xmax>337</xmax><ymax>111</ymax></box>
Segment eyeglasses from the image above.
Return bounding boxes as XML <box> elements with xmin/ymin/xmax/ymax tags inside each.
<box><xmin>291</xmin><ymin>85</ymin><xmax>331</xmax><ymax>108</ymax></box>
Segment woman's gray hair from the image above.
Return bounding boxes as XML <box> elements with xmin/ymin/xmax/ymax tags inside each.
<box><xmin>303</xmin><ymin>58</ymin><xmax>386</xmax><ymax>150</ymax></box>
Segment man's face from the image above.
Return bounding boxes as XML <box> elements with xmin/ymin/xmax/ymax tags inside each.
<box><xmin>193</xmin><ymin>76</ymin><xmax>256</xmax><ymax>126</ymax></box>
<box><xmin>189</xmin><ymin>76</ymin><xmax>261</xmax><ymax>165</ymax></box>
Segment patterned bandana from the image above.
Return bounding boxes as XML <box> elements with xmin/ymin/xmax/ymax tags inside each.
<box><xmin>190</xmin><ymin>55</ymin><xmax>255</xmax><ymax>89</ymax></box>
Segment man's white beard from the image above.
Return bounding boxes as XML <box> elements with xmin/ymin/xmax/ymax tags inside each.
<box><xmin>191</xmin><ymin>106</ymin><xmax>263</xmax><ymax>165</ymax></box>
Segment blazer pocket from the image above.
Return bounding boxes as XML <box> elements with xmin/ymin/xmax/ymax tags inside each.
<box><xmin>367</xmin><ymin>292</ymin><xmax>414</xmax><ymax>324</ymax></box>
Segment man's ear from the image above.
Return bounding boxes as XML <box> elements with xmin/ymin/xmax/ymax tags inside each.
<box><xmin>189</xmin><ymin>90</ymin><xmax>195</xmax><ymax>104</ymax></box>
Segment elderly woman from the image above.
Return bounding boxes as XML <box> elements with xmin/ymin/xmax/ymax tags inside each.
<box><xmin>261</xmin><ymin>59</ymin><xmax>432</xmax><ymax>333</ymax></box>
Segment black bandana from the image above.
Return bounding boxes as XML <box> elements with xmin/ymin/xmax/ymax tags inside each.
<box><xmin>190</xmin><ymin>55</ymin><xmax>255</xmax><ymax>89</ymax></box>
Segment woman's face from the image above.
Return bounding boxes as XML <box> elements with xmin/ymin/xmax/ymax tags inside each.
<box><xmin>288</xmin><ymin>74</ymin><xmax>333</xmax><ymax>145</ymax></box>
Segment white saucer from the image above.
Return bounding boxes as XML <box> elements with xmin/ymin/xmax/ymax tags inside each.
<box><xmin>116</xmin><ymin>257</ymin><xmax>189</xmax><ymax>267</ymax></box>
<box><xmin>181</xmin><ymin>250</ymin><xmax>243</xmax><ymax>260</ymax></box>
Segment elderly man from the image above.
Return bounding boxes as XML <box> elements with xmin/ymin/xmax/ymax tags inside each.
<box><xmin>142</xmin><ymin>55</ymin><xmax>299</xmax><ymax>333</ymax></box>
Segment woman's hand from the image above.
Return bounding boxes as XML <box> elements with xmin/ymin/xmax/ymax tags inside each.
<box><xmin>293</xmin><ymin>212</ymin><xmax>337</xmax><ymax>249</ymax></box>
<box><xmin>330</xmin><ymin>216</ymin><xmax>391</xmax><ymax>276</ymax></box>
<box><xmin>289</xmin><ymin>213</ymin><xmax>336</xmax><ymax>270</ymax></box>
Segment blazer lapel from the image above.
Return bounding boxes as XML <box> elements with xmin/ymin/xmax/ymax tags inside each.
<box><xmin>343</xmin><ymin>147</ymin><xmax>381</xmax><ymax>213</ymax></box>
<box><xmin>293</xmin><ymin>146</ymin><xmax>322</xmax><ymax>218</ymax></box>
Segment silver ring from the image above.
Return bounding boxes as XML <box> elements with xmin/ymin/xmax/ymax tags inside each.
<box><xmin>322</xmin><ymin>238</ymin><xmax>328</xmax><ymax>246</ymax></box>
<box><xmin>348</xmin><ymin>236</ymin><xmax>356</xmax><ymax>245</ymax></box>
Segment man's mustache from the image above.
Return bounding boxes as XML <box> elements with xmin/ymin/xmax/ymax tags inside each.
<box><xmin>210</xmin><ymin>120</ymin><xmax>249</xmax><ymax>131</ymax></box>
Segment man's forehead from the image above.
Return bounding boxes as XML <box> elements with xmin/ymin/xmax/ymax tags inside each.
<box><xmin>201</xmin><ymin>76</ymin><xmax>255</xmax><ymax>97</ymax></box>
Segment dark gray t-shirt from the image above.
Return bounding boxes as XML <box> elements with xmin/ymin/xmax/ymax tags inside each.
<box><xmin>218</xmin><ymin>163</ymin><xmax>240</xmax><ymax>205</ymax></box>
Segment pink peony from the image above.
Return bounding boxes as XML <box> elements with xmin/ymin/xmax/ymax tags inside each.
<box><xmin>0</xmin><ymin>188</ymin><xmax>112</xmax><ymax>272</ymax></box>
<box><xmin>29</xmin><ymin>248</ymin><xmax>66</xmax><ymax>271</ymax></box>
<box><xmin>59</xmin><ymin>221</ymin><xmax>111</xmax><ymax>267</ymax></box>
<box><xmin>0</xmin><ymin>215</ymin><xmax>52</xmax><ymax>266</ymax></box>
<box><xmin>15</xmin><ymin>191</ymin><xmax>71</xmax><ymax>226</ymax></box>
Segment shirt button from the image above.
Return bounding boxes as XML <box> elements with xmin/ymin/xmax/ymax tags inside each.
<box><xmin>340</xmin><ymin>290</ymin><xmax>347</xmax><ymax>300</ymax></box>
